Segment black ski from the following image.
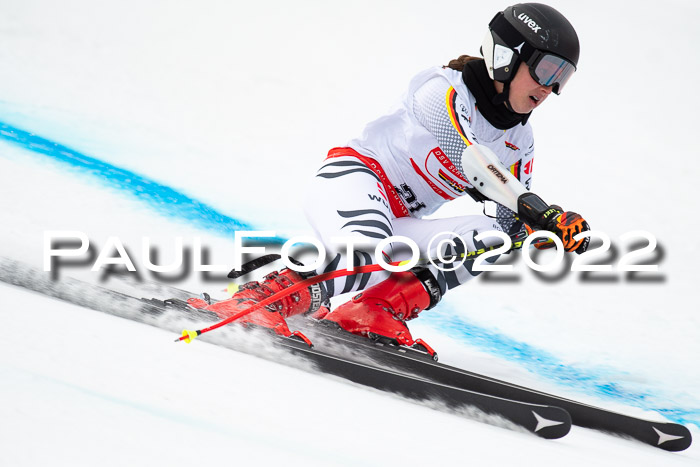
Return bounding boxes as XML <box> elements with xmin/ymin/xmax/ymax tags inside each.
<box><xmin>0</xmin><ymin>258</ymin><xmax>570</xmax><ymax>439</ymax></box>
<box><xmin>0</xmin><ymin>257</ymin><xmax>690</xmax><ymax>449</ymax></box>
<box><xmin>266</xmin><ymin>336</ymin><xmax>572</xmax><ymax>439</ymax></box>
<box><xmin>142</xmin><ymin>297</ymin><xmax>571</xmax><ymax>439</ymax></box>
<box><xmin>294</xmin><ymin>318</ymin><xmax>692</xmax><ymax>452</ymax></box>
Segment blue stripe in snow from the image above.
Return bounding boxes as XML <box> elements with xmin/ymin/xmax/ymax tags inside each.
<box><xmin>0</xmin><ymin>121</ymin><xmax>283</xmax><ymax>243</ymax></box>
<box><xmin>422</xmin><ymin>308</ymin><xmax>700</xmax><ymax>427</ymax></box>
<box><xmin>3</xmin><ymin>121</ymin><xmax>697</xmax><ymax>428</ymax></box>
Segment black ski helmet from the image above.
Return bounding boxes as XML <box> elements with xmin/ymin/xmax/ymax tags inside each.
<box><xmin>481</xmin><ymin>3</ymin><xmax>580</xmax><ymax>95</ymax></box>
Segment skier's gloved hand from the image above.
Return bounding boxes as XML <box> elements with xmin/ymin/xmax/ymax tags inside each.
<box><xmin>517</xmin><ymin>193</ymin><xmax>590</xmax><ymax>254</ymax></box>
<box><xmin>544</xmin><ymin>210</ymin><xmax>590</xmax><ymax>253</ymax></box>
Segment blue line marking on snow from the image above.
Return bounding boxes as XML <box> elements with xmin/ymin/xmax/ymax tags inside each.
<box><xmin>0</xmin><ymin>121</ymin><xmax>282</xmax><ymax>243</ymax></box>
<box><xmin>2</xmin><ymin>120</ymin><xmax>698</xmax><ymax>428</ymax></box>
<box><xmin>422</xmin><ymin>309</ymin><xmax>700</xmax><ymax>427</ymax></box>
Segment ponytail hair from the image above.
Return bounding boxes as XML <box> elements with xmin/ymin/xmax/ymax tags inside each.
<box><xmin>444</xmin><ymin>54</ymin><xmax>482</xmax><ymax>71</ymax></box>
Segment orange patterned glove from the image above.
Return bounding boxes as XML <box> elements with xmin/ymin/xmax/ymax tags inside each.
<box><xmin>517</xmin><ymin>193</ymin><xmax>590</xmax><ymax>254</ymax></box>
<box><xmin>545</xmin><ymin>210</ymin><xmax>590</xmax><ymax>253</ymax></box>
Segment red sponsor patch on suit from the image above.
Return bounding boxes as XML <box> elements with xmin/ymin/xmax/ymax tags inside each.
<box><xmin>412</xmin><ymin>147</ymin><xmax>469</xmax><ymax>199</ymax></box>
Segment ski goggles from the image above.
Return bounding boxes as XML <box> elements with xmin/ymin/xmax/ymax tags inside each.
<box><xmin>525</xmin><ymin>51</ymin><xmax>576</xmax><ymax>95</ymax></box>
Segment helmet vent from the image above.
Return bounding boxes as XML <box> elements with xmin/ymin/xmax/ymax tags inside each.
<box><xmin>493</xmin><ymin>44</ymin><xmax>514</xmax><ymax>69</ymax></box>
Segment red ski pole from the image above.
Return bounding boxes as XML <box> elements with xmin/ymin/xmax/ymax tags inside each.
<box><xmin>176</xmin><ymin>234</ymin><xmax>527</xmax><ymax>343</ymax></box>
<box><xmin>176</xmin><ymin>260</ymin><xmax>406</xmax><ymax>343</ymax></box>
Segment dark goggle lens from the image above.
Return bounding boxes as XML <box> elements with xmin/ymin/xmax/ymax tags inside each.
<box><xmin>530</xmin><ymin>54</ymin><xmax>576</xmax><ymax>95</ymax></box>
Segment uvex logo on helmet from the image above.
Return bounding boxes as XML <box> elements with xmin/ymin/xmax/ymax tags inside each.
<box><xmin>517</xmin><ymin>13</ymin><xmax>541</xmax><ymax>33</ymax></box>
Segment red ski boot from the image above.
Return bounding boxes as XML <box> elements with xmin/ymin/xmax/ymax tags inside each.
<box><xmin>320</xmin><ymin>268</ymin><xmax>442</xmax><ymax>359</ymax></box>
<box><xmin>187</xmin><ymin>268</ymin><xmax>324</xmax><ymax>346</ymax></box>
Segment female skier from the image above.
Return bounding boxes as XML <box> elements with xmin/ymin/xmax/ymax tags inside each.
<box><xmin>206</xmin><ymin>3</ymin><xmax>590</xmax><ymax>352</ymax></box>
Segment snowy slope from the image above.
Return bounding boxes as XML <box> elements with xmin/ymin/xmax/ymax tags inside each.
<box><xmin>1</xmin><ymin>0</ymin><xmax>700</xmax><ymax>465</ymax></box>
<box><xmin>4</xmin><ymin>281</ymin><xmax>697</xmax><ymax>467</ymax></box>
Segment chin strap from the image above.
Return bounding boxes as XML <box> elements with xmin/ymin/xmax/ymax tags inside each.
<box><xmin>492</xmin><ymin>80</ymin><xmax>511</xmax><ymax>108</ymax></box>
